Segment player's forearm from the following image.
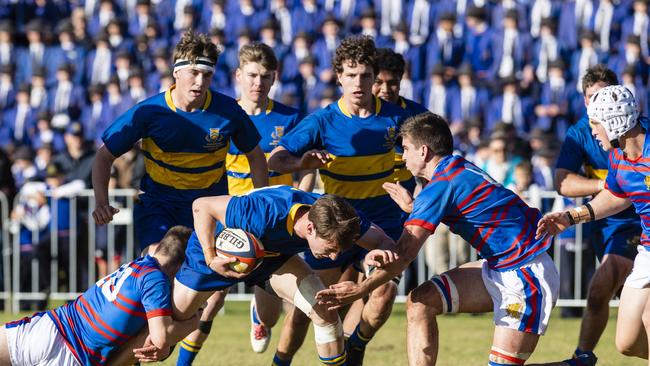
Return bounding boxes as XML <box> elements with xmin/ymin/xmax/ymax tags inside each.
<box><xmin>92</xmin><ymin>145</ymin><xmax>116</xmax><ymax>206</ymax></box>
<box><xmin>588</xmin><ymin>188</ymin><xmax>632</xmax><ymax>220</ymax></box>
<box><xmin>246</xmin><ymin>146</ymin><xmax>270</xmax><ymax>188</ymax></box>
<box><xmin>297</xmin><ymin>169</ymin><xmax>316</xmax><ymax>192</ymax></box>
<box><xmin>555</xmin><ymin>169</ymin><xmax>603</xmax><ymax>197</ymax></box>
<box><xmin>268</xmin><ymin>147</ymin><xmax>301</xmax><ymax>173</ymax></box>
<box><xmin>192</xmin><ymin>198</ymin><xmax>219</xmax><ymax>260</ymax></box>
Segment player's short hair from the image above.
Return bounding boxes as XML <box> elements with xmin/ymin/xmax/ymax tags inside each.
<box><xmin>309</xmin><ymin>195</ymin><xmax>361</xmax><ymax>251</ymax></box>
<box><xmin>238</xmin><ymin>42</ymin><xmax>278</xmax><ymax>71</ymax></box>
<box><xmin>155</xmin><ymin>225</ymin><xmax>192</xmax><ymax>268</ymax></box>
<box><xmin>333</xmin><ymin>35</ymin><xmax>378</xmax><ymax>76</ymax></box>
<box><xmin>400</xmin><ymin>112</ymin><xmax>454</xmax><ymax>156</ymax></box>
<box><xmin>376</xmin><ymin>48</ymin><xmax>405</xmax><ymax>78</ymax></box>
<box><xmin>581</xmin><ymin>64</ymin><xmax>618</xmax><ymax>94</ymax></box>
<box><xmin>172</xmin><ymin>30</ymin><xmax>220</xmax><ymax>65</ymax></box>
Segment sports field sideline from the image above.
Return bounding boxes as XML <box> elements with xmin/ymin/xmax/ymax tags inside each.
<box><xmin>2</xmin><ymin>302</ymin><xmax>639</xmax><ymax>365</ymax></box>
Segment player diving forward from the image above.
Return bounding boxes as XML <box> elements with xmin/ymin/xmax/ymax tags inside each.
<box><xmin>171</xmin><ymin>185</ymin><xmax>397</xmax><ymax>365</ymax></box>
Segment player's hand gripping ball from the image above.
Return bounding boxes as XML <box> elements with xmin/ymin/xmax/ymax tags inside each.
<box><xmin>215</xmin><ymin>228</ymin><xmax>265</xmax><ymax>274</ymax></box>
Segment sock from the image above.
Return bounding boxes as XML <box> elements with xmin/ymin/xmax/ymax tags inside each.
<box><xmin>176</xmin><ymin>338</ymin><xmax>203</xmax><ymax>366</ymax></box>
<box><xmin>573</xmin><ymin>347</ymin><xmax>595</xmax><ymax>359</ymax></box>
<box><xmin>319</xmin><ymin>350</ymin><xmax>347</xmax><ymax>365</ymax></box>
<box><xmin>347</xmin><ymin>324</ymin><xmax>371</xmax><ymax>351</ymax></box>
<box><xmin>252</xmin><ymin>302</ymin><xmax>262</xmax><ymax>326</ymax></box>
<box><xmin>272</xmin><ymin>353</ymin><xmax>292</xmax><ymax>366</ymax></box>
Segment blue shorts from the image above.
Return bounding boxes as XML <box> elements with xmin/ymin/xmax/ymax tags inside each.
<box><xmin>303</xmin><ymin>226</ymin><xmax>402</xmax><ymax>272</ymax></box>
<box><xmin>590</xmin><ymin>221</ymin><xmax>640</xmax><ymax>260</ymax></box>
<box><xmin>133</xmin><ymin>196</ymin><xmax>194</xmax><ymax>249</ymax></box>
<box><xmin>175</xmin><ymin>234</ymin><xmax>294</xmax><ymax>292</ymax></box>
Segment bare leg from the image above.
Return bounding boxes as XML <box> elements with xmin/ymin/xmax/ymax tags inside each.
<box><xmin>576</xmin><ymin>254</ymin><xmax>632</xmax><ymax>353</ymax></box>
<box><xmin>406</xmin><ymin>261</ymin><xmax>492</xmax><ymax>366</ymax></box>
<box><xmin>616</xmin><ymin>286</ymin><xmax>650</xmax><ymax>359</ymax></box>
<box><xmin>0</xmin><ymin>327</ymin><xmax>11</xmax><ymax>365</ymax></box>
<box><xmin>254</xmin><ymin>286</ymin><xmax>283</xmax><ymax>327</ymax></box>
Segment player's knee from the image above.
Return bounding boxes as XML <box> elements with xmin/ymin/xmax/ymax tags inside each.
<box><xmin>642</xmin><ymin>308</ymin><xmax>650</xmax><ymax>330</ymax></box>
<box><xmin>370</xmin><ymin>281</ymin><xmax>398</xmax><ymax>304</ymax></box>
<box><xmin>616</xmin><ymin>336</ymin><xmax>641</xmax><ymax>357</ymax></box>
<box><xmin>407</xmin><ymin>283</ymin><xmax>443</xmax><ymax>323</ymax></box>
<box><xmin>312</xmin><ymin>316</ymin><xmax>343</xmax><ymax>345</ymax></box>
<box><xmin>585</xmin><ymin>281</ymin><xmax>613</xmax><ymax>310</ymax></box>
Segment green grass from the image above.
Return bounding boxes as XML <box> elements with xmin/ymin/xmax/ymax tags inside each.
<box><xmin>0</xmin><ymin>302</ymin><xmax>645</xmax><ymax>365</ymax></box>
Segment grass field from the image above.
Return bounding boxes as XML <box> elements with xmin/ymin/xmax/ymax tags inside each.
<box><xmin>1</xmin><ymin>302</ymin><xmax>645</xmax><ymax>365</ymax></box>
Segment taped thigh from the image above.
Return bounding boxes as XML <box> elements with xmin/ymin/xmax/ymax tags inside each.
<box><xmin>429</xmin><ymin>273</ymin><xmax>459</xmax><ymax>313</ymax></box>
<box><xmin>293</xmin><ymin>273</ymin><xmax>326</xmax><ymax>317</ymax></box>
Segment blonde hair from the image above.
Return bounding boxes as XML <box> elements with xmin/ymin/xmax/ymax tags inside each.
<box><xmin>238</xmin><ymin>42</ymin><xmax>278</xmax><ymax>71</ymax></box>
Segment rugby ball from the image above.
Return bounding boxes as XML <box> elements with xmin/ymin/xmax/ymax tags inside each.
<box><xmin>214</xmin><ymin>228</ymin><xmax>265</xmax><ymax>274</ymax></box>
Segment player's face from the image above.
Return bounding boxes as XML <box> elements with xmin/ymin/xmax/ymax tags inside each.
<box><xmin>306</xmin><ymin>222</ymin><xmax>340</xmax><ymax>260</ymax></box>
<box><xmin>373</xmin><ymin>70</ymin><xmax>401</xmax><ymax>104</ymax></box>
<box><xmin>589</xmin><ymin>119</ymin><xmax>613</xmax><ymax>151</ymax></box>
<box><xmin>402</xmin><ymin>135</ymin><xmax>426</xmax><ymax>177</ymax></box>
<box><xmin>174</xmin><ymin>67</ymin><xmax>213</xmax><ymax>105</ymax></box>
<box><xmin>338</xmin><ymin>61</ymin><xmax>375</xmax><ymax>107</ymax></box>
<box><xmin>583</xmin><ymin>81</ymin><xmax>608</xmax><ymax>107</ymax></box>
<box><xmin>236</xmin><ymin>61</ymin><xmax>275</xmax><ymax>105</ymax></box>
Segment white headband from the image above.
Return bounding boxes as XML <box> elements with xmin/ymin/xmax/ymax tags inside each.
<box><xmin>173</xmin><ymin>57</ymin><xmax>215</xmax><ymax>73</ymax></box>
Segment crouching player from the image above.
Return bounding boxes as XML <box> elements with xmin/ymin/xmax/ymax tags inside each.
<box><xmin>0</xmin><ymin>226</ymin><xmax>198</xmax><ymax>365</ymax></box>
<box><xmin>317</xmin><ymin>113</ymin><xmax>560</xmax><ymax>366</ymax></box>
<box><xmin>537</xmin><ymin>85</ymin><xmax>650</xmax><ymax>363</ymax></box>
<box><xmin>172</xmin><ymin>185</ymin><xmax>396</xmax><ymax>365</ymax></box>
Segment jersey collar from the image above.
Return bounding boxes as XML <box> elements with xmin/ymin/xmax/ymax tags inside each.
<box><xmin>164</xmin><ymin>84</ymin><xmax>212</xmax><ymax>112</ymax></box>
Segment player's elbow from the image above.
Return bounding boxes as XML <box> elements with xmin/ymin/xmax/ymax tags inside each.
<box><xmin>149</xmin><ymin>331</ymin><xmax>170</xmax><ymax>351</ymax></box>
<box><xmin>267</xmin><ymin>148</ymin><xmax>288</xmax><ymax>173</ymax></box>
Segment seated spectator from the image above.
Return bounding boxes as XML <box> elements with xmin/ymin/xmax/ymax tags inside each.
<box><xmin>535</xmin><ymin>60</ymin><xmax>571</xmax><ymax>138</ymax></box>
<box><xmin>80</xmin><ymin>84</ymin><xmax>111</xmax><ymax>147</ymax></box>
<box><xmin>533</xmin><ymin>17</ymin><xmax>562</xmax><ymax>84</ymax></box>
<box><xmin>313</xmin><ymin>15</ymin><xmax>341</xmax><ymax>84</ymax></box>
<box><xmin>622</xmin><ymin>65</ymin><xmax>649</xmax><ymax>115</ymax></box>
<box><xmin>2</xmin><ymin>84</ymin><xmax>36</xmax><ymax>148</ymax></box>
<box><xmin>11</xmin><ymin>146</ymin><xmax>38</xmax><ymax>187</ymax></box>
<box><xmin>425</xmin><ymin>12</ymin><xmax>462</xmax><ymax>77</ymax></box>
<box><xmin>571</xmin><ymin>31</ymin><xmax>601</xmax><ymax>92</ymax></box>
<box><xmin>53</xmin><ymin>121</ymin><xmax>95</xmax><ymax>186</ymax></box>
<box><xmin>481</xmin><ymin>133</ymin><xmax>522</xmax><ymax>187</ymax></box>
<box><xmin>291</xmin><ymin>0</ymin><xmax>324</xmax><ymax>39</ymax></box>
<box><xmin>0</xmin><ymin>64</ymin><xmax>15</xmax><ymax>110</ymax></box>
<box><xmin>86</xmin><ymin>32</ymin><xmax>113</xmax><ymax>86</ymax></box>
<box><xmin>32</xmin><ymin>111</ymin><xmax>65</xmax><ymax>153</ymax></box>
<box><xmin>486</xmin><ymin>75</ymin><xmax>534</xmax><ymax>136</ymax></box>
<box><xmin>449</xmin><ymin>63</ymin><xmax>489</xmax><ymax>136</ymax></box>
<box><xmin>48</xmin><ymin>63</ymin><xmax>84</xmax><ymax>120</ymax></box>
<box><xmin>0</xmin><ymin>21</ymin><xmax>15</xmax><ymax>68</ymax></box>
<box><xmin>609</xmin><ymin>34</ymin><xmax>649</xmax><ymax>83</ymax></box>
<box><xmin>28</xmin><ymin>67</ymin><xmax>48</xmax><ymax>112</ymax></box>
<box><xmin>422</xmin><ymin>64</ymin><xmax>456</xmax><ymax>120</ymax></box>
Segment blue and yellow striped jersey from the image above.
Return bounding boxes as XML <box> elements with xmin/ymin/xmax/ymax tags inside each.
<box><xmin>102</xmin><ymin>85</ymin><xmax>261</xmax><ymax>203</ymax></box>
<box><xmin>556</xmin><ymin>116</ymin><xmax>638</xmax><ymax>224</ymax></box>
<box><xmin>279</xmin><ymin>97</ymin><xmax>407</xmax><ymax>235</ymax></box>
<box><xmin>226</xmin><ymin>100</ymin><xmax>300</xmax><ymax>195</ymax></box>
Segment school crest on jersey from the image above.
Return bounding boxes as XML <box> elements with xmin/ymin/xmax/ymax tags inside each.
<box><xmin>645</xmin><ymin>175</ymin><xmax>650</xmax><ymax>190</ymax></box>
<box><xmin>204</xmin><ymin>128</ymin><xmax>226</xmax><ymax>151</ymax></box>
<box><xmin>383</xmin><ymin>126</ymin><xmax>397</xmax><ymax>149</ymax></box>
<box><xmin>270</xmin><ymin>126</ymin><xmax>285</xmax><ymax>146</ymax></box>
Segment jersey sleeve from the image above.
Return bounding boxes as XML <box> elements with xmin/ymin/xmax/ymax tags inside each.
<box><xmin>224</xmin><ymin>195</ymin><xmax>266</xmax><ymax>239</ymax></box>
<box><xmin>139</xmin><ymin>271</ymin><xmax>173</xmax><ymax>319</ymax></box>
<box><xmin>555</xmin><ymin>125</ymin><xmax>585</xmax><ymax>172</ymax></box>
<box><xmin>278</xmin><ymin>114</ymin><xmax>322</xmax><ymax>156</ymax></box>
<box><xmin>404</xmin><ymin>182</ymin><xmax>451</xmax><ymax>233</ymax></box>
<box><xmin>605</xmin><ymin>150</ymin><xmax>626</xmax><ymax>198</ymax></box>
<box><xmin>101</xmin><ymin>105</ymin><xmax>145</xmax><ymax>157</ymax></box>
<box><xmin>230</xmin><ymin>108</ymin><xmax>261</xmax><ymax>154</ymax></box>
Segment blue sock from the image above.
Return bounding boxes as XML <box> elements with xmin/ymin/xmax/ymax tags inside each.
<box><xmin>573</xmin><ymin>347</ymin><xmax>595</xmax><ymax>359</ymax></box>
<box><xmin>347</xmin><ymin>324</ymin><xmax>370</xmax><ymax>351</ymax></box>
<box><xmin>272</xmin><ymin>353</ymin><xmax>292</xmax><ymax>366</ymax></box>
<box><xmin>319</xmin><ymin>350</ymin><xmax>346</xmax><ymax>365</ymax></box>
<box><xmin>176</xmin><ymin>338</ymin><xmax>202</xmax><ymax>366</ymax></box>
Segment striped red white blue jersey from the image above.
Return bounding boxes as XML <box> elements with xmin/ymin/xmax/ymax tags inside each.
<box><xmin>605</xmin><ymin>133</ymin><xmax>650</xmax><ymax>249</ymax></box>
<box><xmin>405</xmin><ymin>155</ymin><xmax>551</xmax><ymax>271</ymax></box>
<box><xmin>47</xmin><ymin>255</ymin><xmax>172</xmax><ymax>365</ymax></box>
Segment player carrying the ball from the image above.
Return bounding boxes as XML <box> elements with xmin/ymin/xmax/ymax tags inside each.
<box><xmin>317</xmin><ymin>112</ymin><xmax>560</xmax><ymax>366</ymax></box>
<box><xmin>172</xmin><ymin>185</ymin><xmax>397</xmax><ymax>366</ymax></box>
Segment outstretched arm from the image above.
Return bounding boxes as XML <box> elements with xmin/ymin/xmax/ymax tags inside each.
<box><xmin>536</xmin><ymin>188</ymin><xmax>631</xmax><ymax>239</ymax></box>
<box><xmin>92</xmin><ymin>145</ymin><xmax>120</xmax><ymax>225</ymax></box>
<box><xmin>268</xmin><ymin>146</ymin><xmax>331</xmax><ymax>173</ymax></box>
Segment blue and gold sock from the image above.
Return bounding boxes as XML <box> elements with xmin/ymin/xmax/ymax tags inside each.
<box><xmin>272</xmin><ymin>352</ymin><xmax>292</xmax><ymax>366</ymax></box>
<box><xmin>347</xmin><ymin>324</ymin><xmax>370</xmax><ymax>351</ymax></box>
<box><xmin>319</xmin><ymin>350</ymin><xmax>347</xmax><ymax>366</ymax></box>
<box><xmin>176</xmin><ymin>338</ymin><xmax>202</xmax><ymax>366</ymax></box>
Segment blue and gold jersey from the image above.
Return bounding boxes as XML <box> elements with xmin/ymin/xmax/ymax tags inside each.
<box><xmin>605</xmin><ymin>126</ymin><xmax>650</xmax><ymax>249</ymax></box>
<box><xmin>407</xmin><ymin>155</ymin><xmax>551</xmax><ymax>271</ymax></box>
<box><xmin>394</xmin><ymin>97</ymin><xmax>429</xmax><ymax>194</ymax></box>
<box><xmin>226</xmin><ymin>100</ymin><xmax>300</xmax><ymax>195</ymax></box>
<box><xmin>102</xmin><ymin>85</ymin><xmax>261</xmax><ymax>203</ymax></box>
<box><xmin>556</xmin><ymin>116</ymin><xmax>638</xmax><ymax>225</ymax></box>
<box><xmin>279</xmin><ymin>97</ymin><xmax>407</xmax><ymax>235</ymax></box>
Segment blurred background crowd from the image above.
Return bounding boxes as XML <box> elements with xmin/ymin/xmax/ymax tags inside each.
<box><xmin>0</xmin><ymin>0</ymin><xmax>642</xmax><ymax>311</ymax></box>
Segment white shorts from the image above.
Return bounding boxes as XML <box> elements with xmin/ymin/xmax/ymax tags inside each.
<box><xmin>624</xmin><ymin>246</ymin><xmax>650</xmax><ymax>289</ymax></box>
<box><xmin>482</xmin><ymin>253</ymin><xmax>559</xmax><ymax>335</ymax></box>
<box><xmin>5</xmin><ymin>312</ymin><xmax>80</xmax><ymax>366</ymax></box>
